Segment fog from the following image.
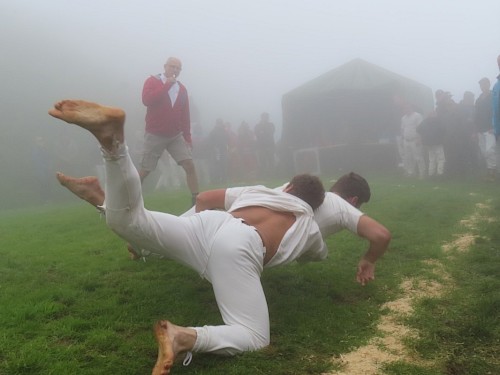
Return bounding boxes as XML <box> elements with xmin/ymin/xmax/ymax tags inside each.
<box><xmin>1</xmin><ymin>0</ymin><xmax>499</xmax><ymax>209</ymax></box>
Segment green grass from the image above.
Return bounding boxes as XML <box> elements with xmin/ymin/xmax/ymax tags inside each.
<box><xmin>1</xmin><ymin>176</ymin><xmax>500</xmax><ymax>374</ymax></box>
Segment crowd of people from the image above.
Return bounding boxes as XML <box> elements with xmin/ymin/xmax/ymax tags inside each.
<box><xmin>191</xmin><ymin>112</ymin><xmax>277</xmax><ymax>185</ymax></box>
<box><xmin>142</xmin><ymin>55</ymin><xmax>500</xmax><ymax>194</ymax></box>
<box><xmin>399</xmin><ymin>55</ymin><xmax>500</xmax><ymax>181</ymax></box>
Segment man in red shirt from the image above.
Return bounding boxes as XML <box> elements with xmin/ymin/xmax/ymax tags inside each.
<box><xmin>140</xmin><ymin>57</ymin><xmax>199</xmax><ymax>204</ymax></box>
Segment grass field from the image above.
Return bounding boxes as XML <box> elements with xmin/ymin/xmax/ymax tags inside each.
<box><xmin>1</xmin><ymin>175</ymin><xmax>499</xmax><ymax>374</ymax></box>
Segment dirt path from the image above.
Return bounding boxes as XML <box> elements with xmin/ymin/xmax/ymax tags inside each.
<box><xmin>324</xmin><ymin>201</ymin><xmax>492</xmax><ymax>375</ymax></box>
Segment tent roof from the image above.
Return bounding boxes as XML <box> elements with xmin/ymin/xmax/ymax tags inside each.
<box><xmin>283</xmin><ymin>58</ymin><xmax>433</xmax><ymax>103</ymax></box>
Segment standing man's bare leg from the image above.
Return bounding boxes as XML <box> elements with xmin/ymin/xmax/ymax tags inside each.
<box><xmin>138</xmin><ymin>169</ymin><xmax>150</xmax><ymax>183</ymax></box>
<box><xmin>179</xmin><ymin>159</ymin><xmax>199</xmax><ymax>204</ymax></box>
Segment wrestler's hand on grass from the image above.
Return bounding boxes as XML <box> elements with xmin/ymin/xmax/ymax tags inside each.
<box><xmin>356</xmin><ymin>258</ymin><xmax>375</xmax><ymax>286</ymax></box>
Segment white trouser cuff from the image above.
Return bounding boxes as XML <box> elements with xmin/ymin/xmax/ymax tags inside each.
<box><xmin>100</xmin><ymin>141</ymin><xmax>128</xmax><ymax>161</ymax></box>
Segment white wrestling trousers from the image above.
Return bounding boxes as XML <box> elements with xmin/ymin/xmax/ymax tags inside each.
<box><xmin>102</xmin><ymin>143</ymin><xmax>270</xmax><ymax>355</ymax></box>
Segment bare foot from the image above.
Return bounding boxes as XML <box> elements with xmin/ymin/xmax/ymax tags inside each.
<box><xmin>56</xmin><ymin>172</ymin><xmax>104</xmax><ymax>207</ymax></box>
<box><xmin>48</xmin><ymin>100</ymin><xmax>125</xmax><ymax>151</ymax></box>
<box><xmin>152</xmin><ymin>320</ymin><xmax>197</xmax><ymax>375</ymax></box>
<box><xmin>127</xmin><ymin>243</ymin><xmax>141</xmax><ymax>261</ymax></box>
<box><xmin>152</xmin><ymin>321</ymin><xmax>175</xmax><ymax>375</ymax></box>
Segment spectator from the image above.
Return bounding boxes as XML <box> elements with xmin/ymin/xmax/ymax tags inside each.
<box><xmin>474</xmin><ymin>77</ymin><xmax>496</xmax><ymax>181</ymax></box>
<box><xmin>207</xmin><ymin>119</ymin><xmax>229</xmax><ymax>184</ymax></box>
<box><xmin>492</xmin><ymin>55</ymin><xmax>500</xmax><ymax>170</ymax></box>
<box><xmin>225</xmin><ymin>121</ymin><xmax>238</xmax><ymax>182</ymax></box>
<box><xmin>139</xmin><ymin>57</ymin><xmax>199</xmax><ymax>204</ymax></box>
<box><xmin>254</xmin><ymin>112</ymin><xmax>276</xmax><ymax>178</ymax></box>
<box><xmin>417</xmin><ymin>111</ymin><xmax>446</xmax><ymax>178</ymax></box>
<box><xmin>401</xmin><ymin>103</ymin><xmax>426</xmax><ymax>179</ymax></box>
<box><xmin>435</xmin><ymin>90</ymin><xmax>460</xmax><ymax>178</ymax></box>
<box><xmin>454</xmin><ymin>91</ymin><xmax>478</xmax><ymax>176</ymax></box>
<box><xmin>237</xmin><ymin>121</ymin><xmax>257</xmax><ymax>182</ymax></box>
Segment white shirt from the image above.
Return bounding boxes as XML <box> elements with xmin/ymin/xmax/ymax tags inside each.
<box><xmin>226</xmin><ymin>185</ymin><xmax>327</xmax><ymax>267</ymax></box>
<box><xmin>181</xmin><ymin>184</ymin><xmax>363</xmax><ymax>264</ymax></box>
<box><xmin>160</xmin><ymin>73</ymin><xmax>179</xmax><ymax>105</ymax></box>
<box><xmin>312</xmin><ymin>191</ymin><xmax>363</xmax><ymax>237</ymax></box>
<box><xmin>225</xmin><ymin>185</ymin><xmax>363</xmax><ymax>239</ymax></box>
<box><xmin>401</xmin><ymin>112</ymin><xmax>423</xmax><ymax>141</ymax></box>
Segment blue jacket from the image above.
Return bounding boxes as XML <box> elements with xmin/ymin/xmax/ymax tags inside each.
<box><xmin>493</xmin><ymin>74</ymin><xmax>500</xmax><ymax>136</ymax></box>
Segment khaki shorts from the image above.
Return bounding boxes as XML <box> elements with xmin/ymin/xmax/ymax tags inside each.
<box><xmin>140</xmin><ymin>132</ymin><xmax>192</xmax><ymax>172</ymax></box>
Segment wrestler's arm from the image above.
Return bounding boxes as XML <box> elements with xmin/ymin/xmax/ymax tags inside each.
<box><xmin>355</xmin><ymin>215</ymin><xmax>391</xmax><ymax>286</ymax></box>
<box><xmin>180</xmin><ymin>186</ymin><xmax>248</xmax><ymax>217</ymax></box>
<box><xmin>195</xmin><ymin>189</ymin><xmax>227</xmax><ymax>212</ymax></box>
<box><xmin>184</xmin><ymin>184</ymin><xmax>282</xmax><ymax>216</ymax></box>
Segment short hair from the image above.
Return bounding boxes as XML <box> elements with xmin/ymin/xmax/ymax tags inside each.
<box><xmin>479</xmin><ymin>77</ymin><xmax>490</xmax><ymax>85</ymax></box>
<box><xmin>330</xmin><ymin>172</ymin><xmax>371</xmax><ymax>205</ymax></box>
<box><xmin>288</xmin><ymin>174</ymin><xmax>325</xmax><ymax>210</ymax></box>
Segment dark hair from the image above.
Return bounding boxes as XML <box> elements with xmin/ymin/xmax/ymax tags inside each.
<box><xmin>288</xmin><ymin>174</ymin><xmax>325</xmax><ymax>210</ymax></box>
<box><xmin>330</xmin><ymin>172</ymin><xmax>371</xmax><ymax>205</ymax></box>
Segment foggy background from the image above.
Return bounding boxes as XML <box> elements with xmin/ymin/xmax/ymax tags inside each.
<box><xmin>1</xmin><ymin>0</ymin><xmax>499</xmax><ymax>209</ymax></box>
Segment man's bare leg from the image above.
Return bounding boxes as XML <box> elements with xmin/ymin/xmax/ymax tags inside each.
<box><xmin>48</xmin><ymin>100</ymin><xmax>125</xmax><ymax>152</ymax></box>
<box><xmin>152</xmin><ymin>320</ymin><xmax>197</xmax><ymax>375</ymax></box>
<box><xmin>179</xmin><ymin>159</ymin><xmax>199</xmax><ymax>205</ymax></box>
<box><xmin>56</xmin><ymin>172</ymin><xmax>105</xmax><ymax>208</ymax></box>
<box><xmin>139</xmin><ymin>169</ymin><xmax>150</xmax><ymax>183</ymax></box>
<box><xmin>126</xmin><ymin>243</ymin><xmax>141</xmax><ymax>261</ymax></box>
